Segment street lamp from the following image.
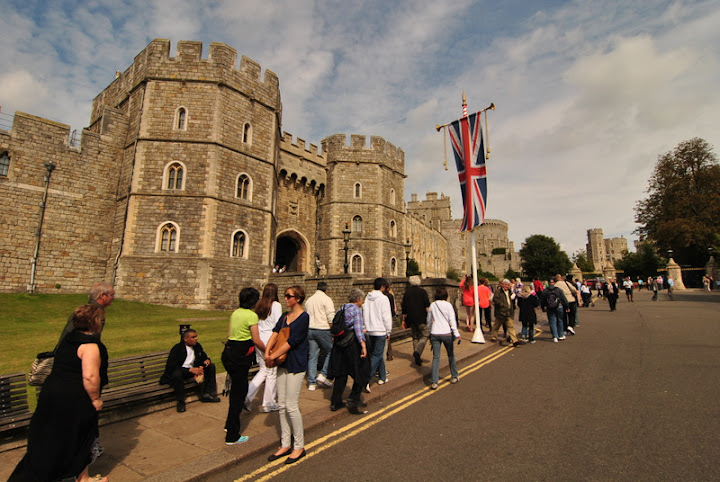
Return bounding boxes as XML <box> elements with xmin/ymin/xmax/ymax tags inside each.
<box><xmin>668</xmin><ymin>249</ymin><xmax>673</xmax><ymax>260</ymax></box>
<box><xmin>342</xmin><ymin>223</ymin><xmax>351</xmax><ymax>274</ymax></box>
<box><xmin>404</xmin><ymin>239</ymin><xmax>412</xmax><ymax>277</ymax></box>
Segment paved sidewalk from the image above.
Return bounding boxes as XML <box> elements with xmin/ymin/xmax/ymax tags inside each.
<box><xmin>0</xmin><ymin>327</ymin><xmax>495</xmax><ymax>481</ymax></box>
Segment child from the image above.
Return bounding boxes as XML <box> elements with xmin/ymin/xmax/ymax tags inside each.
<box><xmin>517</xmin><ymin>285</ymin><xmax>539</xmax><ymax>343</ymax></box>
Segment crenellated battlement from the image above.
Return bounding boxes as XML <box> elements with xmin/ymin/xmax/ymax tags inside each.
<box><xmin>280</xmin><ymin>131</ymin><xmax>326</xmax><ymax>166</ymax></box>
<box><xmin>321</xmin><ymin>133</ymin><xmax>404</xmax><ymax>170</ymax></box>
<box><xmin>90</xmin><ymin>39</ymin><xmax>280</xmax><ymax>125</ymax></box>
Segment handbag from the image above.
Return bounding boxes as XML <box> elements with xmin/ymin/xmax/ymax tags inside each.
<box><xmin>269</xmin><ymin>316</ymin><xmax>291</xmax><ymax>366</ymax></box>
<box><xmin>29</xmin><ymin>351</ymin><xmax>55</xmax><ymax>386</ymax></box>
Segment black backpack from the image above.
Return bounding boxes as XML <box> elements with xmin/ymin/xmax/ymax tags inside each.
<box><xmin>330</xmin><ymin>305</ymin><xmax>356</xmax><ymax>347</ymax></box>
<box><xmin>546</xmin><ymin>290</ymin><xmax>560</xmax><ymax>309</ymax></box>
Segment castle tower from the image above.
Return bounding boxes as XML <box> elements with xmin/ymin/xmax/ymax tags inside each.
<box><xmin>587</xmin><ymin>228</ymin><xmax>605</xmax><ymax>270</ymax></box>
<box><xmin>90</xmin><ymin>39</ymin><xmax>282</xmax><ymax>308</ymax></box>
<box><xmin>319</xmin><ymin>134</ymin><xmax>406</xmax><ymax>276</ymax></box>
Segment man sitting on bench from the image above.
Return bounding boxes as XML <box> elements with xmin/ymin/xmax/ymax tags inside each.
<box><xmin>160</xmin><ymin>329</ymin><xmax>221</xmax><ymax>412</ymax></box>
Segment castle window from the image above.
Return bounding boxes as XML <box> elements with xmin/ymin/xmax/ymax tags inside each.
<box><xmin>390</xmin><ymin>257</ymin><xmax>397</xmax><ymax>276</ymax></box>
<box><xmin>164</xmin><ymin>162</ymin><xmax>185</xmax><ymax>190</ymax></box>
<box><xmin>175</xmin><ymin>107</ymin><xmax>188</xmax><ymax>131</ymax></box>
<box><xmin>351</xmin><ymin>254</ymin><xmax>363</xmax><ymax>274</ymax></box>
<box><xmin>0</xmin><ymin>151</ymin><xmax>9</xmax><ymax>176</ymax></box>
<box><xmin>157</xmin><ymin>222</ymin><xmax>179</xmax><ymax>252</ymax></box>
<box><xmin>231</xmin><ymin>230</ymin><xmax>248</xmax><ymax>258</ymax></box>
<box><xmin>352</xmin><ymin>215</ymin><xmax>363</xmax><ymax>234</ymax></box>
<box><xmin>236</xmin><ymin>173</ymin><xmax>252</xmax><ymax>201</ymax></box>
<box><xmin>390</xmin><ymin>188</ymin><xmax>395</xmax><ymax>205</ymax></box>
<box><xmin>390</xmin><ymin>220</ymin><xmax>397</xmax><ymax>239</ymax></box>
<box><xmin>242</xmin><ymin>123</ymin><xmax>253</xmax><ymax>145</ymax></box>
<box><xmin>354</xmin><ymin>182</ymin><xmax>362</xmax><ymax>198</ymax></box>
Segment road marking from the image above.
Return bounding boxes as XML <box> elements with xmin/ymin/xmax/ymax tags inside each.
<box><xmin>236</xmin><ymin>345</ymin><xmax>513</xmax><ymax>481</ymax></box>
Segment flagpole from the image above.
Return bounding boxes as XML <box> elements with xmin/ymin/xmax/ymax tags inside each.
<box><xmin>471</xmin><ymin>229</ymin><xmax>485</xmax><ymax>343</ymax></box>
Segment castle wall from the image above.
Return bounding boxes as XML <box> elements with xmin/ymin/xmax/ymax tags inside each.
<box><xmin>0</xmin><ymin>112</ymin><xmax>127</xmax><ymax>293</ymax></box>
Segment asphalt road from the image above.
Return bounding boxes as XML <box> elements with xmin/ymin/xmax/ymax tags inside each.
<box><xmin>211</xmin><ymin>291</ymin><xmax>720</xmax><ymax>481</ymax></box>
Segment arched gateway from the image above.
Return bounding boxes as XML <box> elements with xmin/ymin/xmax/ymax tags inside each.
<box><xmin>275</xmin><ymin>230</ymin><xmax>309</xmax><ymax>273</ymax></box>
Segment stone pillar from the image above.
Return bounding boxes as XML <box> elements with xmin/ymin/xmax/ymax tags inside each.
<box><xmin>602</xmin><ymin>262</ymin><xmax>616</xmax><ymax>281</ymax></box>
<box><xmin>706</xmin><ymin>256</ymin><xmax>716</xmax><ymax>276</ymax></box>
<box><xmin>666</xmin><ymin>258</ymin><xmax>686</xmax><ymax>290</ymax></box>
<box><xmin>570</xmin><ymin>262</ymin><xmax>583</xmax><ymax>282</ymax></box>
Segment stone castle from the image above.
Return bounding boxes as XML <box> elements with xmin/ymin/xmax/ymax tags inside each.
<box><xmin>586</xmin><ymin>228</ymin><xmax>628</xmax><ymax>270</ymax></box>
<box><xmin>1</xmin><ymin>39</ymin><xmax>518</xmax><ymax>308</ymax></box>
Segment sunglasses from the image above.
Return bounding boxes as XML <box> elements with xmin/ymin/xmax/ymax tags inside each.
<box><xmin>284</xmin><ymin>293</ymin><xmax>297</xmax><ymax>299</ymax></box>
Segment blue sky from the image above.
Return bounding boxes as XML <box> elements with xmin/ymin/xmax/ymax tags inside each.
<box><xmin>1</xmin><ymin>0</ymin><xmax>719</xmax><ymax>258</ymax></box>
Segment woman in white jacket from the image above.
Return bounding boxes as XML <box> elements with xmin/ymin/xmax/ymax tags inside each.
<box><xmin>427</xmin><ymin>286</ymin><xmax>461</xmax><ymax>390</ymax></box>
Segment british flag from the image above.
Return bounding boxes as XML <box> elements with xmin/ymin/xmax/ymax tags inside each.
<box><xmin>449</xmin><ymin>111</ymin><xmax>487</xmax><ymax>232</ymax></box>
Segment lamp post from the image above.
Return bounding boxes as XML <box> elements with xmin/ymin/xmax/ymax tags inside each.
<box><xmin>667</xmin><ymin>249</ymin><xmax>673</xmax><ymax>261</ymax></box>
<box><xmin>342</xmin><ymin>223</ymin><xmax>351</xmax><ymax>274</ymax></box>
<box><xmin>404</xmin><ymin>239</ymin><xmax>412</xmax><ymax>277</ymax></box>
<box><xmin>29</xmin><ymin>161</ymin><xmax>56</xmax><ymax>294</ymax></box>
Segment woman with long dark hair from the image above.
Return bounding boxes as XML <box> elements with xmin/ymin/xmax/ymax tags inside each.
<box><xmin>222</xmin><ymin>287</ymin><xmax>261</xmax><ymax>445</ymax></box>
<box><xmin>246</xmin><ymin>283</ymin><xmax>282</xmax><ymax>412</ymax></box>
<box><xmin>266</xmin><ymin>285</ymin><xmax>310</xmax><ymax>464</ymax></box>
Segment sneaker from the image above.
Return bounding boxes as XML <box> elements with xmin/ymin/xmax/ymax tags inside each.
<box><xmin>261</xmin><ymin>404</ymin><xmax>280</xmax><ymax>413</ymax></box>
<box><xmin>530</xmin><ymin>340</ymin><xmax>536</xmax><ymax>344</ymax></box>
<box><xmin>553</xmin><ymin>338</ymin><xmax>558</xmax><ymax>343</ymax></box>
<box><xmin>559</xmin><ymin>336</ymin><xmax>566</xmax><ymax>340</ymax></box>
<box><xmin>377</xmin><ymin>379</ymin><xmax>386</xmax><ymax>385</ymax></box>
<box><xmin>413</xmin><ymin>351</ymin><xmax>422</xmax><ymax>366</ymax></box>
<box><xmin>430</xmin><ymin>383</ymin><xmax>439</xmax><ymax>390</ymax></box>
<box><xmin>363</xmin><ymin>384</ymin><xmax>371</xmax><ymax>393</ymax></box>
<box><xmin>316</xmin><ymin>374</ymin><xmax>333</xmax><ymax>387</ymax></box>
<box><xmin>226</xmin><ymin>436</ymin><xmax>249</xmax><ymax>445</ymax></box>
<box><xmin>567</xmin><ymin>326</ymin><xmax>575</xmax><ymax>335</ymax></box>
<box><xmin>451</xmin><ymin>377</ymin><xmax>459</xmax><ymax>384</ymax></box>
<box><xmin>308</xmin><ymin>384</ymin><xmax>317</xmax><ymax>391</ymax></box>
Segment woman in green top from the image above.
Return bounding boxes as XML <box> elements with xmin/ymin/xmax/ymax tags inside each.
<box><xmin>222</xmin><ymin>287</ymin><xmax>262</xmax><ymax>445</ymax></box>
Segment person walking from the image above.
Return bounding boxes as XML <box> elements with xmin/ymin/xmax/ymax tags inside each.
<box><xmin>478</xmin><ymin>278</ymin><xmax>493</xmax><ymax>332</ymax></box>
<box><xmin>667</xmin><ymin>276</ymin><xmax>675</xmax><ymax>301</ymax></box>
<box><xmin>223</xmin><ymin>287</ymin><xmax>262</xmax><ymax>445</ymax></box>
<box><xmin>246</xmin><ymin>283</ymin><xmax>282</xmax><ymax>412</ymax></box>
<box><xmin>604</xmin><ymin>278</ymin><xmax>620</xmax><ymax>311</ymax></box>
<box><xmin>517</xmin><ymin>285</ymin><xmax>540</xmax><ymax>343</ymax></box>
<box><xmin>401</xmin><ymin>275</ymin><xmax>430</xmax><ymax>366</ymax></box>
<box><xmin>363</xmin><ymin>278</ymin><xmax>392</xmax><ymax>388</ymax></box>
<box><xmin>427</xmin><ymin>287</ymin><xmax>461</xmax><ymax>389</ymax></box>
<box><xmin>623</xmin><ymin>277</ymin><xmax>634</xmax><ymax>302</ymax></box>
<box><xmin>459</xmin><ymin>274</ymin><xmax>478</xmax><ymax>332</ymax></box>
<box><xmin>491</xmin><ymin>279</ymin><xmax>522</xmax><ymax>347</ymax></box>
<box><xmin>266</xmin><ymin>285</ymin><xmax>310</xmax><ymax>464</ymax></box>
<box><xmin>541</xmin><ymin>278</ymin><xmax>569</xmax><ymax>343</ymax></box>
<box><xmin>304</xmin><ymin>281</ymin><xmax>335</xmax><ymax>391</ymax></box>
<box><xmin>652</xmin><ymin>276</ymin><xmax>659</xmax><ymax>301</ymax></box>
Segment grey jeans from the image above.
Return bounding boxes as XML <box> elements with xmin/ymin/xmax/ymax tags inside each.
<box><xmin>277</xmin><ymin>368</ymin><xmax>305</xmax><ymax>449</ymax></box>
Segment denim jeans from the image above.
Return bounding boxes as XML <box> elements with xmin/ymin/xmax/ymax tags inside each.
<box><xmin>546</xmin><ymin>305</ymin><xmax>565</xmax><ymax>339</ymax></box>
<box><xmin>307</xmin><ymin>329</ymin><xmax>333</xmax><ymax>384</ymax></box>
<box><xmin>368</xmin><ymin>335</ymin><xmax>387</xmax><ymax>382</ymax></box>
<box><xmin>430</xmin><ymin>334</ymin><xmax>458</xmax><ymax>384</ymax></box>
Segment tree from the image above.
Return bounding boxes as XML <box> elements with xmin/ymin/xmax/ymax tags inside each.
<box><xmin>573</xmin><ymin>250</ymin><xmax>595</xmax><ymax>273</ymax></box>
<box><xmin>613</xmin><ymin>242</ymin><xmax>662</xmax><ymax>280</ymax></box>
<box><xmin>446</xmin><ymin>267</ymin><xmax>462</xmax><ymax>281</ymax></box>
<box><xmin>519</xmin><ymin>234</ymin><xmax>572</xmax><ymax>280</ymax></box>
<box><xmin>407</xmin><ymin>258</ymin><xmax>421</xmax><ymax>276</ymax></box>
<box><xmin>504</xmin><ymin>267</ymin><xmax>521</xmax><ymax>280</ymax></box>
<box><xmin>635</xmin><ymin>138</ymin><xmax>720</xmax><ymax>266</ymax></box>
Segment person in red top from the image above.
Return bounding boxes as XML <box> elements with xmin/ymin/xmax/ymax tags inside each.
<box><xmin>477</xmin><ymin>278</ymin><xmax>493</xmax><ymax>333</ymax></box>
<box><xmin>533</xmin><ymin>278</ymin><xmax>545</xmax><ymax>296</ymax></box>
<box><xmin>459</xmin><ymin>274</ymin><xmax>478</xmax><ymax>332</ymax></box>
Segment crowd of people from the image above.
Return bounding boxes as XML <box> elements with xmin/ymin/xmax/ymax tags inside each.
<box><xmin>13</xmin><ymin>269</ymin><xmax>712</xmax><ymax>478</ymax></box>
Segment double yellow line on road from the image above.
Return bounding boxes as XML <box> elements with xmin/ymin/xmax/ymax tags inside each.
<box><xmin>236</xmin><ymin>345</ymin><xmax>514</xmax><ymax>481</ymax></box>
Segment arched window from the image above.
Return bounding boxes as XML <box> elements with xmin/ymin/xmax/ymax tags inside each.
<box><xmin>390</xmin><ymin>257</ymin><xmax>397</xmax><ymax>276</ymax></box>
<box><xmin>351</xmin><ymin>254</ymin><xmax>363</xmax><ymax>274</ymax></box>
<box><xmin>390</xmin><ymin>220</ymin><xmax>397</xmax><ymax>239</ymax></box>
<box><xmin>236</xmin><ymin>173</ymin><xmax>252</xmax><ymax>201</ymax></box>
<box><xmin>231</xmin><ymin>230</ymin><xmax>247</xmax><ymax>258</ymax></box>
<box><xmin>354</xmin><ymin>182</ymin><xmax>362</xmax><ymax>198</ymax></box>
<box><xmin>175</xmin><ymin>107</ymin><xmax>188</xmax><ymax>130</ymax></box>
<box><xmin>390</xmin><ymin>188</ymin><xmax>395</xmax><ymax>205</ymax></box>
<box><xmin>157</xmin><ymin>222</ymin><xmax>179</xmax><ymax>252</ymax></box>
<box><xmin>165</xmin><ymin>162</ymin><xmax>185</xmax><ymax>190</ymax></box>
<box><xmin>352</xmin><ymin>215</ymin><xmax>362</xmax><ymax>234</ymax></box>
<box><xmin>242</xmin><ymin>123</ymin><xmax>253</xmax><ymax>145</ymax></box>
<box><xmin>0</xmin><ymin>151</ymin><xmax>9</xmax><ymax>177</ymax></box>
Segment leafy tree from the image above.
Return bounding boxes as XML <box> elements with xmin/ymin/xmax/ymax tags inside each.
<box><xmin>519</xmin><ymin>234</ymin><xmax>572</xmax><ymax>280</ymax></box>
<box><xmin>446</xmin><ymin>267</ymin><xmax>462</xmax><ymax>281</ymax></box>
<box><xmin>573</xmin><ymin>250</ymin><xmax>595</xmax><ymax>273</ymax></box>
<box><xmin>504</xmin><ymin>267</ymin><xmax>521</xmax><ymax>280</ymax></box>
<box><xmin>407</xmin><ymin>258</ymin><xmax>421</xmax><ymax>276</ymax></box>
<box><xmin>614</xmin><ymin>242</ymin><xmax>662</xmax><ymax>280</ymax></box>
<box><xmin>635</xmin><ymin>138</ymin><xmax>720</xmax><ymax>266</ymax></box>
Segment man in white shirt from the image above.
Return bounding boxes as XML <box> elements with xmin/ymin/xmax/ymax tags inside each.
<box><xmin>304</xmin><ymin>281</ymin><xmax>335</xmax><ymax>390</ymax></box>
<box><xmin>363</xmin><ymin>278</ymin><xmax>393</xmax><ymax>387</ymax></box>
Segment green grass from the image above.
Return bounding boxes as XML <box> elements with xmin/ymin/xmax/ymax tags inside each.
<box><xmin>1</xmin><ymin>293</ymin><xmax>232</xmax><ymax>376</ymax></box>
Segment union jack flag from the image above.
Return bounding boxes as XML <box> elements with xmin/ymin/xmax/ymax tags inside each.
<box><xmin>449</xmin><ymin>111</ymin><xmax>487</xmax><ymax>232</ymax></box>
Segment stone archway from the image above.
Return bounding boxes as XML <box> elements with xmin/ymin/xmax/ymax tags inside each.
<box><xmin>275</xmin><ymin>230</ymin><xmax>308</xmax><ymax>273</ymax></box>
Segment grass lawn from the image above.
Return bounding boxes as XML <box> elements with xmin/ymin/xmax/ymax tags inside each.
<box><xmin>1</xmin><ymin>293</ymin><xmax>232</xmax><ymax>377</ymax></box>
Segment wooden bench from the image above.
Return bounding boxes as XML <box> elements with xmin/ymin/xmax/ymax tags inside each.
<box><xmin>0</xmin><ymin>373</ymin><xmax>33</xmax><ymax>439</ymax></box>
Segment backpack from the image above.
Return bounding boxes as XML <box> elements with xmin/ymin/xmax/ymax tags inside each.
<box><xmin>546</xmin><ymin>289</ymin><xmax>560</xmax><ymax>309</ymax></box>
<box><xmin>330</xmin><ymin>305</ymin><xmax>356</xmax><ymax>348</ymax></box>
